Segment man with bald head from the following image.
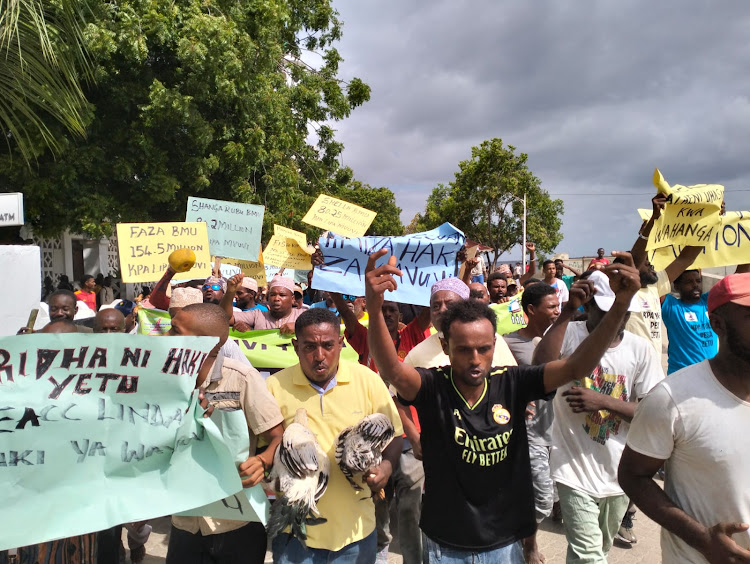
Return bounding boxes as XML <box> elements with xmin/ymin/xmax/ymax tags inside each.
<box><xmin>469</xmin><ymin>282</ymin><xmax>490</xmax><ymax>304</ymax></box>
<box><xmin>39</xmin><ymin>318</ymin><xmax>79</xmax><ymax>333</ymax></box>
<box><xmin>167</xmin><ymin>303</ymin><xmax>284</xmax><ymax>564</ymax></box>
<box><xmin>404</xmin><ymin>278</ymin><xmax>517</xmax><ymax>369</ymax></box>
<box><xmin>170</xmin><ymin>286</ymin><xmax>250</xmax><ymax>367</ymax></box>
<box><xmin>221</xmin><ymin>274</ymin><xmax>304</xmax><ymax>335</ymax></box>
<box><xmin>94</xmin><ymin>309</ymin><xmax>126</xmax><ymax>333</ymax></box>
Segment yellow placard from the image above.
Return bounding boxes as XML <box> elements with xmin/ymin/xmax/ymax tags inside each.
<box><xmin>117</xmin><ymin>222</ymin><xmax>211</xmax><ymax>283</ymax></box>
<box><xmin>262</xmin><ymin>235</ymin><xmax>313</xmax><ymax>269</ymax></box>
<box><xmin>217</xmin><ymin>254</ymin><xmax>267</xmax><ymax>286</ymax></box>
<box><xmin>302</xmin><ymin>194</ymin><xmax>377</xmax><ymax>237</ymax></box>
<box><xmin>273</xmin><ymin>225</ymin><xmax>307</xmax><ymax>250</ymax></box>
<box><xmin>648</xmin><ymin>211</ymin><xmax>750</xmax><ymax>270</ymax></box>
<box><xmin>646</xmin><ymin>168</ymin><xmax>724</xmax><ymax>251</ymax></box>
<box><xmin>638</xmin><ymin>208</ymin><xmax>652</xmax><ymax>222</ymax></box>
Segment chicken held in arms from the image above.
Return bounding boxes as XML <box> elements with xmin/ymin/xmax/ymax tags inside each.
<box><xmin>267</xmin><ymin>408</ymin><xmax>329</xmax><ymax>544</ymax></box>
<box><xmin>335</xmin><ymin>412</ymin><xmax>395</xmax><ymax>496</ymax></box>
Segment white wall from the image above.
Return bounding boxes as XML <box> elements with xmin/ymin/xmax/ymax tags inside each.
<box><xmin>0</xmin><ymin>246</ymin><xmax>41</xmax><ymax>336</ymax></box>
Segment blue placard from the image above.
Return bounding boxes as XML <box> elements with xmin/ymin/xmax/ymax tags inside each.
<box><xmin>313</xmin><ymin>223</ymin><xmax>465</xmax><ymax>306</ymax></box>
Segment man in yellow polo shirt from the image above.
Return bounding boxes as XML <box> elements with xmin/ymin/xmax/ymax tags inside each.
<box><xmin>266</xmin><ymin>308</ymin><xmax>403</xmax><ymax>564</ymax></box>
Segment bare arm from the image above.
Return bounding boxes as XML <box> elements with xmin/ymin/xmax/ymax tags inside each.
<box><xmin>365</xmin><ymin>249</ymin><xmax>423</xmax><ymax>401</ymax></box>
<box><xmin>664</xmin><ymin>246</ymin><xmax>704</xmax><ymax>284</ymax></box>
<box><xmin>541</xmin><ymin>253</ymin><xmax>642</xmax><ymax>393</ymax></box>
<box><xmin>461</xmin><ymin>257</ymin><xmax>478</xmax><ymax>285</ymax></box>
<box><xmin>519</xmin><ymin>242</ymin><xmax>537</xmax><ymax>285</ymax></box>
<box><xmin>619</xmin><ymin>447</ymin><xmax>750</xmax><ymax>563</ymax></box>
<box><xmin>532</xmin><ymin>279</ymin><xmax>593</xmax><ymax>365</ymax></box>
<box><xmin>220</xmin><ymin>274</ymin><xmax>242</xmax><ymax>325</ymax></box>
<box><xmin>737</xmin><ymin>264</ymin><xmax>750</xmax><ymax>274</ymax></box>
<box><xmin>149</xmin><ymin>267</ymin><xmax>177</xmax><ymax>310</ymax></box>
<box><xmin>415</xmin><ymin>305</ymin><xmax>432</xmax><ymax>332</ymax></box>
<box><xmin>365</xmin><ymin>435</ymin><xmax>403</xmax><ymax>492</ymax></box>
<box><xmin>562</xmin><ymin>263</ymin><xmax>582</xmax><ymax>276</ymax></box>
<box><xmin>331</xmin><ymin>292</ymin><xmax>360</xmax><ymax>338</ymax></box>
<box><xmin>631</xmin><ymin>194</ymin><xmax>667</xmax><ymax>269</ymax></box>
<box><xmin>396</xmin><ymin>401</ymin><xmax>421</xmax><ymax>459</ymax></box>
<box><xmin>239</xmin><ymin>422</ymin><xmax>284</xmax><ymax>487</ymax></box>
<box><xmin>562</xmin><ymin>386</ymin><xmax>637</xmax><ymax>422</ymax></box>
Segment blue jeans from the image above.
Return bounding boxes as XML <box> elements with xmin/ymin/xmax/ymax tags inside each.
<box><xmin>423</xmin><ymin>534</ymin><xmax>524</xmax><ymax>564</ymax></box>
<box><xmin>272</xmin><ymin>530</ymin><xmax>377</xmax><ymax>564</ymax></box>
<box><xmin>471</xmin><ymin>275</ymin><xmax>485</xmax><ymax>284</ymax></box>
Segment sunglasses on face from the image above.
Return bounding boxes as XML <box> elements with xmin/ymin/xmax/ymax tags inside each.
<box><xmin>202</xmin><ymin>284</ymin><xmax>222</xmax><ymax>291</ymax></box>
<box><xmin>342</xmin><ymin>295</ymin><xmax>359</xmax><ymax>302</ymax></box>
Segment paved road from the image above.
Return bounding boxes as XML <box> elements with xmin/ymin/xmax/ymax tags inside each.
<box><xmin>137</xmin><ymin>505</ymin><xmax>664</xmax><ymax>564</ymax></box>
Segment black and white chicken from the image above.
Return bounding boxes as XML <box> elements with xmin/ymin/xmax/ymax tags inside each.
<box><xmin>267</xmin><ymin>408</ymin><xmax>329</xmax><ymax>545</ymax></box>
<box><xmin>334</xmin><ymin>413</ymin><xmax>395</xmax><ymax>496</ymax></box>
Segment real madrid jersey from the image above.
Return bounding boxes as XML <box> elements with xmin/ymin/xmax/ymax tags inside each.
<box><xmin>400</xmin><ymin>364</ymin><xmax>550</xmax><ymax>551</ymax></box>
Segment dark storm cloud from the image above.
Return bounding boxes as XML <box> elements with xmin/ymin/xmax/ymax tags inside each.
<box><xmin>330</xmin><ymin>1</ymin><xmax>750</xmax><ymax>255</ymax></box>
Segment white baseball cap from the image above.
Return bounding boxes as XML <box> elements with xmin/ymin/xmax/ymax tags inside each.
<box><xmin>589</xmin><ymin>270</ymin><xmax>641</xmax><ymax>312</ymax></box>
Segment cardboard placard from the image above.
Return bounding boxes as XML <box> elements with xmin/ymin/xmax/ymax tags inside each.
<box><xmin>302</xmin><ymin>194</ymin><xmax>377</xmax><ymax>237</ymax></box>
<box><xmin>116</xmin><ymin>223</ymin><xmax>211</xmax><ymax>283</ymax></box>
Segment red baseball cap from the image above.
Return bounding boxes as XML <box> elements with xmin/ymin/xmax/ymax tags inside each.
<box><xmin>707</xmin><ymin>273</ymin><xmax>750</xmax><ymax>313</ymax></box>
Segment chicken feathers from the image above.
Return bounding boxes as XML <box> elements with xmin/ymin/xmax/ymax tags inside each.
<box><xmin>267</xmin><ymin>409</ymin><xmax>329</xmax><ymax>545</ymax></box>
<box><xmin>334</xmin><ymin>413</ymin><xmax>395</xmax><ymax>493</ymax></box>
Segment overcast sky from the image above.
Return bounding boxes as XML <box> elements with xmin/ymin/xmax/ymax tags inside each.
<box><xmin>328</xmin><ymin>1</ymin><xmax>750</xmax><ymax>258</ymax></box>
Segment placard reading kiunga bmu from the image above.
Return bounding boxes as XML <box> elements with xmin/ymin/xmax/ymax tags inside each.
<box><xmin>313</xmin><ymin>223</ymin><xmax>465</xmax><ymax>307</ymax></box>
<box><xmin>186</xmin><ymin>197</ymin><xmax>265</xmax><ymax>262</ymax></box>
<box><xmin>0</xmin><ymin>334</ymin><xmax>247</xmax><ymax>550</ymax></box>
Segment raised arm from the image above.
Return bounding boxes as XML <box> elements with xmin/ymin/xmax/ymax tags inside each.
<box><xmin>415</xmin><ymin>305</ymin><xmax>432</xmax><ymax>332</ymax></box>
<box><xmin>541</xmin><ymin>252</ymin><xmax>641</xmax><ymax>393</ymax></box>
<box><xmin>631</xmin><ymin>193</ymin><xmax>667</xmax><ymax>269</ymax></box>
<box><xmin>461</xmin><ymin>257</ymin><xmax>478</xmax><ymax>285</ymax></box>
<box><xmin>532</xmin><ymin>279</ymin><xmax>594</xmax><ymax>365</ymax></box>
<box><xmin>148</xmin><ymin>266</ymin><xmax>177</xmax><ymax>310</ymax></box>
<box><xmin>220</xmin><ymin>273</ymin><xmax>242</xmax><ymax>325</ymax></box>
<box><xmin>331</xmin><ymin>292</ymin><xmax>360</xmax><ymax>337</ymax></box>
<box><xmin>519</xmin><ymin>242</ymin><xmax>537</xmax><ymax>285</ymax></box>
<box><xmin>562</xmin><ymin>263</ymin><xmax>582</xmax><ymax>276</ymax></box>
<box><xmin>365</xmin><ymin>249</ymin><xmax>423</xmax><ymax>401</ymax></box>
<box><xmin>664</xmin><ymin>245</ymin><xmax>704</xmax><ymax>284</ymax></box>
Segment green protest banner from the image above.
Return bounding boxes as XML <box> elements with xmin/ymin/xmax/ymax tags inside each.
<box><xmin>137</xmin><ymin>307</ymin><xmax>171</xmax><ymax>335</ymax></box>
<box><xmin>230</xmin><ymin>328</ymin><xmax>360</xmax><ymax>375</ymax></box>
<box><xmin>177</xmin><ymin>409</ymin><xmax>269</xmax><ymax>525</ymax></box>
<box><xmin>0</xmin><ymin>334</ymin><xmax>244</xmax><ymax>550</ymax></box>
<box><xmin>490</xmin><ymin>295</ymin><xmax>527</xmax><ymax>336</ymax></box>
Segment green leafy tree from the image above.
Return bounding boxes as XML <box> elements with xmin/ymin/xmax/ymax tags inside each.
<box><xmin>0</xmin><ymin>0</ymin><xmax>370</xmax><ymax>239</ymax></box>
<box><xmin>335</xmin><ymin>179</ymin><xmax>403</xmax><ymax>236</ymax></box>
<box><xmin>0</xmin><ymin>0</ymin><xmax>93</xmax><ymax>162</ymax></box>
<box><xmin>415</xmin><ymin>138</ymin><xmax>563</xmax><ymax>269</ymax></box>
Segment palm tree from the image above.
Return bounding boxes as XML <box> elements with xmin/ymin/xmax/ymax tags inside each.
<box><xmin>0</xmin><ymin>0</ymin><xmax>92</xmax><ymax>162</ymax></box>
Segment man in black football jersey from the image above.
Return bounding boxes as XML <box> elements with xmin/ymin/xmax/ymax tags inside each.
<box><xmin>364</xmin><ymin>248</ymin><xmax>641</xmax><ymax>563</ymax></box>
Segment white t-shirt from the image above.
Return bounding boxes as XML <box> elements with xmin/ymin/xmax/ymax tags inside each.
<box><xmin>626</xmin><ymin>360</ymin><xmax>750</xmax><ymax>563</ymax></box>
<box><xmin>403</xmin><ymin>333</ymin><xmax>517</xmax><ymax>369</ymax></box>
<box><xmin>551</xmin><ymin>322</ymin><xmax>663</xmax><ymax>497</ymax></box>
<box><xmin>549</xmin><ymin>278</ymin><xmax>569</xmax><ymax>307</ymax></box>
<box><xmin>625</xmin><ymin>270</ymin><xmax>670</xmax><ymax>354</ymax></box>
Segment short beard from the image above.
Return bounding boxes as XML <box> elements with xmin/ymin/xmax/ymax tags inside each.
<box><xmin>640</xmin><ymin>270</ymin><xmax>658</xmax><ymax>286</ymax></box>
<box><xmin>727</xmin><ymin>321</ymin><xmax>750</xmax><ymax>363</ymax></box>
